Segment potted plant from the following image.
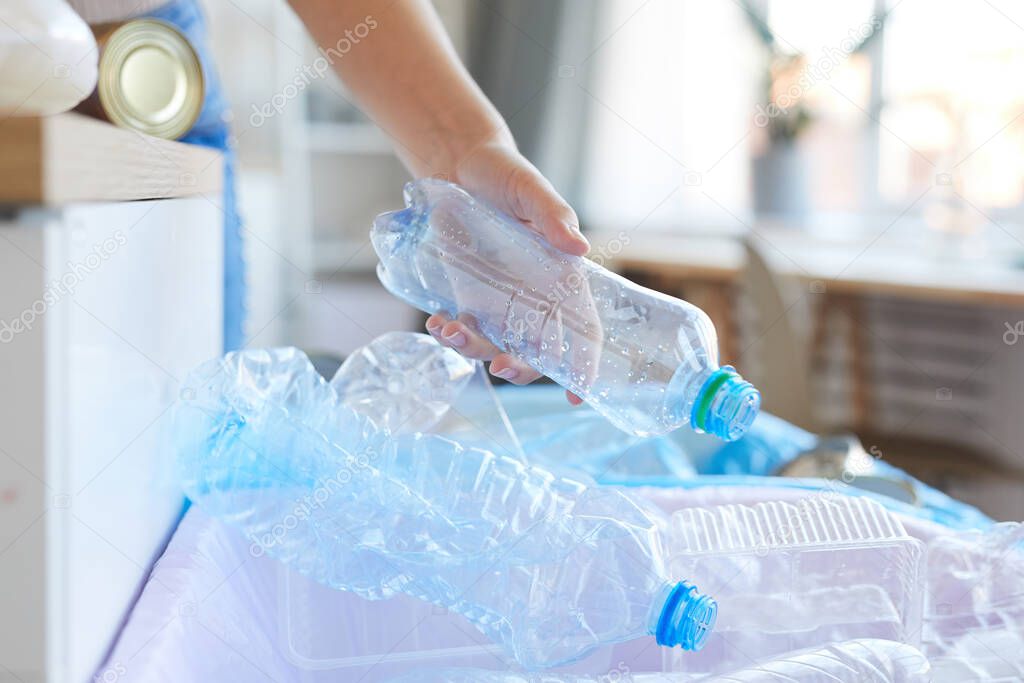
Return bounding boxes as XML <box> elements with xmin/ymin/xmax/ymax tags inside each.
<box><xmin>751</xmin><ymin>53</ymin><xmax>814</xmax><ymax>219</ymax></box>
<box><xmin>741</xmin><ymin>1</ymin><xmax>884</xmax><ymax>221</ymax></box>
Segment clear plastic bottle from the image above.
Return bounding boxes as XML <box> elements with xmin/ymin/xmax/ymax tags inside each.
<box><xmin>175</xmin><ymin>347</ymin><xmax>717</xmax><ymax>669</ymax></box>
<box><xmin>330</xmin><ymin>331</ymin><xmax>476</xmax><ymax>434</ymax></box>
<box><xmin>371</xmin><ymin>179</ymin><xmax>760</xmax><ymax>440</ymax></box>
<box><xmin>331</xmin><ymin>331</ymin><xmax>526</xmax><ymax>458</ymax></box>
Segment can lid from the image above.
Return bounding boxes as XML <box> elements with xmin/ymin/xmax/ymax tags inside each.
<box><xmin>98</xmin><ymin>19</ymin><xmax>204</xmax><ymax>140</ymax></box>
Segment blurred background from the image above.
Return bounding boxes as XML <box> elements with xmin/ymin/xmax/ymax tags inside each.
<box><xmin>207</xmin><ymin>0</ymin><xmax>1024</xmax><ymax>519</ymax></box>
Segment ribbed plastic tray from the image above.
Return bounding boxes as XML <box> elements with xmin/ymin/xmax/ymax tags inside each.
<box><xmin>663</xmin><ymin>496</ymin><xmax>924</xmax><ymax>676</ymax></box>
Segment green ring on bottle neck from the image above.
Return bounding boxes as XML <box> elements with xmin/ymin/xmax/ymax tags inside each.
<box><xmin>691</xmin><ymin>367</ymin><xmax>737</xmax><ymax>433</ymax></box>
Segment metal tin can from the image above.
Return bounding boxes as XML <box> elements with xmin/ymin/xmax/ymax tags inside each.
<box><xmin>85</xmin><ymin>19</ymin><xmax>204</xmax><ymax>140</ymax></box>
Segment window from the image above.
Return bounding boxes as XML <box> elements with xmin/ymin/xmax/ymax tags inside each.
<box><xmin>579</xmin><ymin>0</ymin><xmax>1024</xmax><ymax>229</ymax></box>
<box><xmin>579</xmin><ymin>0</ymin><xmax>759</xmax><ymax>233</ymax></box>
<box><xmin>879</xmin><ymin>0</ymin><xmax>1024</xmax><ymax>211</ymax></box>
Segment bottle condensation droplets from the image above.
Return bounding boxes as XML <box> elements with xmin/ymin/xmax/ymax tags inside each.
<box><xmin>371</xmin><ymin>179</ymin><xmax>760</xmax><ymax>440</ymax></box>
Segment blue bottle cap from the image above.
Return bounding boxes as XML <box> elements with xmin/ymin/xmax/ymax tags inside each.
<box><xmin>655</xmin><ymin>580</ymin><xmax>717</xmax><ymax>651</ymax></box>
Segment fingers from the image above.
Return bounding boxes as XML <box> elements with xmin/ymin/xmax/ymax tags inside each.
<box><xmin>456</xmin><ymin>143</ymin><xmax>589</xmax><ymax>256</ymax></box>
<box><xmin>506</xmin><ymin>165</ymin><xmax>590</xmax><ymax>257</ymax></box>
<box><xmin>566</xmin><ymin>390</ymin><xmax>584</xmax><ymax>406</ymax></box>
<box><xmin>426</xmin><ymin>313</ymin><xmax>502</xmax><ymax>360</ymax></box>
<box><xmin>427</xmin><ymin>314</ymin><xmax>544</xmax><ymax>385</ymax></box>
<box><xmin>425</xmin><ymin>313</ymin><xmax>448</xmax><ymax>340</ymax></box>
<box><xmin>488</xmin><ymin>353</ymin><xmax>543</xmax><ymax>385</ymax></box>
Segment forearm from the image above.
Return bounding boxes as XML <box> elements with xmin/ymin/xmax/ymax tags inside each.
<box><xmin>287</xmin><ymin>0</ymin><xmax>512</xmax><ymax>176</ymax></box>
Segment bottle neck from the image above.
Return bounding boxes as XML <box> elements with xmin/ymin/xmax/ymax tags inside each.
<box><xmin>690</xmin><ymin>365</ymin><xmax>760</xmax><ymax>441</ymax></box>
<box><xmin>648</xmin><ymin>580</ymin><xmax>717</xmax><ymax>651</ymax></box>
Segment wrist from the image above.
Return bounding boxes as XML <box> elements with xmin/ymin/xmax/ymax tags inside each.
<box><xmin>422</xmin><ymin>121</ymin><xmax>516</xmax><ymax>181</ymax></box>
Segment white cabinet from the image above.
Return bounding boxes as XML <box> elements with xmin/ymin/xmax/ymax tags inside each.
<box><xmin>0</xmin><ymin>115</ymin><xmax>223</xmax><ymax>683</ymax></box>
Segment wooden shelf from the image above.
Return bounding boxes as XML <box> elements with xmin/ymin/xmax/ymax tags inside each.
<box><xmin>0</xmin><ymin>113</ymin><xmax>223</xmax><ymax>204</ymax></box>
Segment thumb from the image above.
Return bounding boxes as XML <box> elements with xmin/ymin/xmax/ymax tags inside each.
<box><xmin>505</xmin><ymin>163</ymin><xmax>589</xmax><ymax>256</ymax></box>
<box><xmin>455</xmin><ymin>142</ymin><xmax>590</xmax><ymax>256</ymax></box>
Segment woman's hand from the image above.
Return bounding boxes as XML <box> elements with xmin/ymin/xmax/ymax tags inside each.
<box><xmin>425</xmin><ymin>138</ymin><xmax>589</xmax><ymax>405</ymax></box>
<box><xmin>285</xmin><ymin>1</ymin><xmax>589</xmax><ymax>402</ymax></box>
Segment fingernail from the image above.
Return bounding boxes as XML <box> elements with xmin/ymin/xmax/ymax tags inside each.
<box><xmin>569</xmin><ymin>223</ymin><xmax>589</xmax><ymax>246</ymax></box>
<box><xmin>426</xmin><ymin>321</ymin><xmax>442</xmax><ymax>334</ymax></box>
<box><xmin>492</xmin><ymin>367</ymin><xmax>518</xmax><ymax>380</ymax></box>
<box><xmin>443</xmin><ymin>331</ymin><xmax>466</xmax><ymax>347</ymax></box>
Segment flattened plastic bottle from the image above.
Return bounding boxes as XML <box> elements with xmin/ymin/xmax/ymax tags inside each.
<box><xmin>175</xmin><ymin>347</ymin><xmax>717</xmax><ymax>669</ymax></box>
<box><xmin>371</xmin><ymin>179</ymin><xmax>759</xmax><ymax>440</ymax></box>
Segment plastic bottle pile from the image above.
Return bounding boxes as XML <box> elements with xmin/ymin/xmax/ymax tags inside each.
<box><xmin>176</xmin><ymin>342</ymin><xmax>717</xmax><ymax>669</ymax></box>
<box><xmin>174</xmin><ymin>331</ymin><xmax>1024</xmax><ymax>681</ymax></box>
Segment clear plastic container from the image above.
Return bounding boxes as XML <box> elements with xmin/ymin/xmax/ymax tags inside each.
<box><xmin>106</xmin><ymin>497</ymin><xmax>935</xmax><ymax>682</ymax></box>
<box><xmin>662</xmin><ymin>496</ymin><xmax>924</xmax><ymax>676</ymax></box>
<box><xmin>923</xmin><ymin>522</ymin><xmax>1024</xmax><ymax>681</ymax></box>
<box><xmin>278</xmin><ymin>559</ymin><xmax>631</xmax><ymax>680</ymax></box>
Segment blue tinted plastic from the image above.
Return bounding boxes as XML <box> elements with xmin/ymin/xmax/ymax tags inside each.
<box><xmin>502</xmin><ymin>385</ymin><xmax>991</xmax><ymax>530</ymax></box>
<box><xmin>175</xmin><ymin>347</ymin><xmax>716</xmax><ymax>669</ymax></box>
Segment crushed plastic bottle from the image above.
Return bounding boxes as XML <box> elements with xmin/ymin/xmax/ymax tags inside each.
<box><xmin>387</xmin><ymin>639</ymin><xmax>930</xmax><ymax>682</ymax></box>
<box><xmin>174</xmin><ymin>347</ymin><xmax>717</xmax><ymax>669</ymax></box>
<box><xmin>330</xmin><ymin>331</ymin><xmax>475</xmax><ymax>433</ymax></box>
<box><xmin>371</xmin><ymin>179</ymin><xmax>760</xmax><ymax>440</ymax></box>
<box><xmin>430</xmin><ymin>361</ymin><xmax>527</xmax><ymax>461</ymax></box>
<box><xmin>331</xmin><ymin>331</ymin><xmax>526</xmax><ymax>458</ymax></box>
